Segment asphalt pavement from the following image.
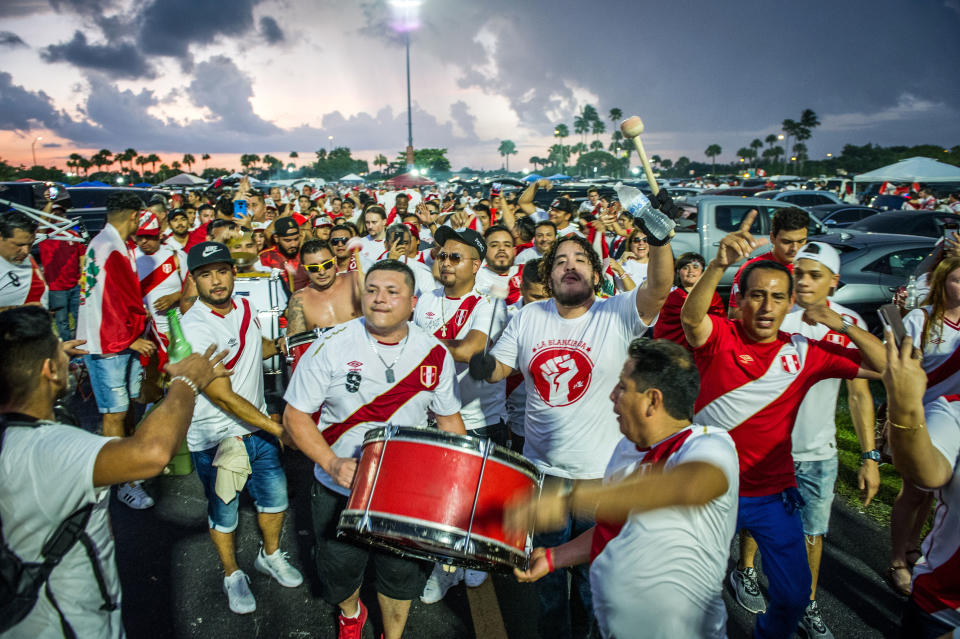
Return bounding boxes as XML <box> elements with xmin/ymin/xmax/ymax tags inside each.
<box><xmin>68</xmin><ymin>392</ymin><xmax>907</xmax><ymax>638</ymax></box>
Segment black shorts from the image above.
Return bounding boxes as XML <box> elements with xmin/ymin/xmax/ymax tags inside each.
<box><xmin>310</xmin><ymin>480</ymin><xmax>431</xmax><ymax>604</ymax></box>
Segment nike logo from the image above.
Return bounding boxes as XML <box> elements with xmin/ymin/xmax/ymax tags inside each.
<box><xmin>203</xmin><ymin>246</ymin><xmax>218</xmax><ymax>257</ymax></box>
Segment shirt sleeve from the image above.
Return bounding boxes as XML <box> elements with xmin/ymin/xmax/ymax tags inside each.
<box><xmin>283</xmin><ymin>336</ymin><xmax>334</xmax><ymax>415</ymax></box>
<box><xmin>692</xmin><ymin>314</ymin><xmax>728</xmax><ymax>357</ymax></box>
<box><xmin>469</xmin><ymin>296</ymin><xmax>507</xmax><ymax>339</ymax></box>
<box><xmin>184</xmin><ymin>321</ymin><xmax>219</xmax><ymax>356</ymax></box>
<box><xmin>490</xmin><ymin>302</ymin><xmax>521</xmax><ymax>369</ymax></box>
<box><xmin>429</xmin><ymin>347</ymin><xmax>462</xmax><ymax>416</ymax></box>
<box><xmin>670</xmin><ymin>430</ymin><xmax>740</xmax><ymax>492</ymax></box>
<box><xmin>902</xmin><ymin>307</ymin><xmax>926</xmax><ymax>343</ymax></box>
<box><xmin>809</xmin><ymin>337</ymin><xmax>862</xmax><ymax>380</ymax></box>
<box><xmin>603</xmin><ymin>286</ymin><xmax>650</xmax><ymax>336</ymax></box>
<box><xmin>924</xmin><ymin>397</ymin><xmax>960</xmax><ymax>467</ymax></box>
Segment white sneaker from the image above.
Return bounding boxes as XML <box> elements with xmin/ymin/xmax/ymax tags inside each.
<box><xmin>254</xmin><ymin>546</ymin><xmax>303</xmax><ymax>588</ymax></box>
<box><xmin>117</xmin><ymin>482</ymin><xmax>154</xmax><ymax>509</ymax></box>
<box><xmin>223</xmin><ymin>570</ymin><xmax>256</xmax><ymax>614</ymax></box>
<box><xmin>464</xmin><ymin>569</ymin><xmax>488</xmax><ymax>587</ymax></box>
<box><xmin>420</xmin><ymin>564</ymin><xmax>463</xmax><ymax>604</ymax></box>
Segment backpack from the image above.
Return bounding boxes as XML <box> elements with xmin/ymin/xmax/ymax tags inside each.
<box><xmin>0</xmin><ymin>415</ymin><xmax>117</xmax><ymax>638</ymax></box>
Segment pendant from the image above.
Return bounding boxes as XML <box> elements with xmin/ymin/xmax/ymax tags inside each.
<box><xmin>385</xmin><ymin>368</ymin><xmax>395</xmax><ymax>383</ymax></box>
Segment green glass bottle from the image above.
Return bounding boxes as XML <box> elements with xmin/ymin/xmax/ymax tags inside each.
<box><xmin>166</xmin><ymin>308</ymin><xmax>192</xmax><ymax>363</ymax></box>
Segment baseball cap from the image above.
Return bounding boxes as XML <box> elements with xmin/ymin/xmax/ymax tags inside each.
<box><xmin>148</xmin><ymin>193</ymin><xmax>168</xmax><ymax>211</ymax></box>
<box><xmin>168</xmin><ymin>208</ymin><xmax>189</xmax><ymax>221</ymax></box>
<box><xmin>434</xmin><ymin>226</ymin><xmax>486</xmax><ymax>258</ymax></box>
<box><xmin>274</xmin><ymin>217</ymin><xmax>300</xmax><ymax>236</ymax></box>
<box><xmin>795</xmin><ymin>242</ymin><xmax>841</xmax><ymax>274</ymax></box>
<box><xmin>550</xmin><ymin>198</ymin><xmax>574</xmax><ymax>214</ymax></box>
<box><xmin>264</xmin><ymin>197</ymin><xmax>278</xmax><ymax>209</ymax></box>
<box><xmin>312</xmin><ymin>216</ymin><xmax>333</xmax><ymax>228</ymax></box>
<box><xmin>188</xmin><ymin>241</ymin><xmax>233</xmax><ymax>272</ymax></box>
<box><xmin>136</xmin><ymin>210</ymin><xmax>160</xmax><ymax>236</ymax></box>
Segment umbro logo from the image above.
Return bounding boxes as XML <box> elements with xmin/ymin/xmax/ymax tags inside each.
<box><xmin>425</xmin><ymin>312</ymin><xmax>435</xmax><ymax>318</ymax></box>
<box><xmin>202</xmin><ymin>246</ymin><xmax>219</xmax><ymax>257</ymax></box>
<box><xmin>347</xmin><ymin>360</ymin><xmax>362</xmax><ymax>369</ymax></box>
<box><xmin>737</xmin><ymin>354</ymin><xmax>754</xmax><ymax>364</ymax></box>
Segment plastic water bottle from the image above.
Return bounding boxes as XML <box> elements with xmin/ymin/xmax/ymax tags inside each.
<box><xmin>613</xmin><ymin>183</ymin><xmax>676</xmax><ymax>241</ymax></box>
<box><xmin>166</xmin><ymin>308</ymin><xmax>193</xmax><ymax>363</ymax></box>
<box><xmin>904</xmin><ymin>275</ymin><xmax>919</xmax><ymax>311</ymax></box>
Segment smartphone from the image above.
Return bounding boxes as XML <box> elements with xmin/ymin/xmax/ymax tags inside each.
<box><xmin>47</xmin><ymin>186</ymin><xmax>59</xmax><ymax>200</ymax></box>
<box><xmin>390</xmin><ymin>228</ymin><xmax>406</xmax><ymax>245</ymax></box>
<box><xmin>943</xmin><ymin>222</ymin><xmax>958</xmax><ymax>244</ymax></box>
<box><xmin>491</xmin><ymin>182</ymin><xmax>501</xmax><ymax>196</ymax></box>
<box><xmin>233</xmin><ymin>199</ymin><xmax>248</xmax><ymax>218</ymax></box>
<box><xmin>877</xmin><ymin>303</ymin><xmax>907</xmax><ymax>346</ymax></box>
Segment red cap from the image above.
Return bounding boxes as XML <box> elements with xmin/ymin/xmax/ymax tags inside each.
<box><xmin>136</xmin><ymin>210</ymin><xmax>160</xmax><ymax>236</ymax></box>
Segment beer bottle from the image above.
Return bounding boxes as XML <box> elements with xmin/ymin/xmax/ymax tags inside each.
<box><xmin>166</xmin><ymin>308</ymin><xmax>192</xmax><ymax>363</ymax></box>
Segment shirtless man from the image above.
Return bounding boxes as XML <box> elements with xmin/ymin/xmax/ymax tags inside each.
<box><xmin>284</xmin><ymin>239</ymin><xmax>362</xmax><ymax>336</ymax></box>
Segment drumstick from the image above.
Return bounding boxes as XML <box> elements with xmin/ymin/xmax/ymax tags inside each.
<box><xmin>483</xmin><ymin>285</ymin><xmax>509</xmax><ymax>355</ymax></box>
<box><xmin>620</xmin><ymin>116</ymin><xmax>660</xmax><ymax>196</ymax></box>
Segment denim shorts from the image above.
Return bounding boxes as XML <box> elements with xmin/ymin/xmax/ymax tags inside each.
<box><xmin>84</xmin><ymin>351</ymin><xmax>143</xmax><ymax>414</ymax></box>
<box><xmin>191</xmin><ymin>431</ymin><xmax>289</xmax><ymax>533</ymax></box>
<box><xmin>794</xmin><ymin>456</ymin><xmax>839</xmax><ymax>537</ymax></box>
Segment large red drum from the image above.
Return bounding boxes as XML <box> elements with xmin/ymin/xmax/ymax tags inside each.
<box><xmin>285</xmin><ymin>327</ymin><xmax>329</xmax><ymax>372</ymax></box>
<box><xmin>337</xmin><ymin>426</ymin><xmax>542</xmax><ymax>572</ymax></box>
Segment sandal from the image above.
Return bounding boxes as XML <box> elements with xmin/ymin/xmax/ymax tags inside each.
<box><xmin>905</xmin><ymin>548</ymin><xmax>923</xmax><ymax>569</ymax></box>
<box><xmin>886</xmin><ymin>562</ymin><xmax>912</xmax><ymax>596</ymax></box>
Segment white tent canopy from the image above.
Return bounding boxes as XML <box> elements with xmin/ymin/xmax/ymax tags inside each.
<box><xmin>854</xmin><ymin>156</ymin><xmax>960</xmax><ymax>183</ymax></box>
<box><xmin>159</xmin><ymin>172</ymin><xmax>206</xmax><ymax>186</ymax></box>
<box><xmin>339</xmin><ymin>173</ymin><xmax>365</xmax><ymax>182</ymax></box>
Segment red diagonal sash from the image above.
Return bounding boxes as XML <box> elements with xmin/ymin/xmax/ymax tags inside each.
<box><xmin>224</xmin><ymin>299</ymin><xmax>252</xmax><ymax>370</ymax></box>
<box><xmin>139</xmin><ymin>253</ymin><xmax>178</xmax><ymax>298</ymax></box>
<box><xmin>926</xmin><ymin>344</ymin><xmax>960</xmax><ymax>388</ymax></box>
<box><xmin>322</xmin><ymin>344</ymin><xmax>447</xmax><ymax>445</ymax></box>
<box><xmin>435</xmin><ymin>295</ymin><xmax>481</xmax><ymax>340</ymax></box>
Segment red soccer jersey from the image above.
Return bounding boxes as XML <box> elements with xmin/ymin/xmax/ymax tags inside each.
<box><xmin>258</xmin><ymin>248</ymin><xmax>309</xmax><ymax>292</ymax></box>
<box><xmin>728</xmin><ymin>252</ymin><xmax>793</xmax><ymax>310</ymax></box>
<box><xmin>692</xmin><ymin>315</ymin><xmax>860</xmax><ymax>496</ymax></box>
<box><xmin>38</xmin><ymin>234</ymin><xmax>84</xmax><ymax>291</ymax></box>
<box><xmin>653</xmin><ymin>287</ymin><xmax>725</xmax><ymax>350</ymax></box>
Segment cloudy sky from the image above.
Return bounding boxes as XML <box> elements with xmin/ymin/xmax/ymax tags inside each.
<box><xmin>1</xmin><ymin>0</ymin><xmax>959</xmax><ymax>173</ymax></box>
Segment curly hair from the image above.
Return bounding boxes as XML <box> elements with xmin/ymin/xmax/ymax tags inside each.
<box><xmin>538</xmin><ymin>234</ymin><xmax>603</xmax><ymax>295</ymax></box>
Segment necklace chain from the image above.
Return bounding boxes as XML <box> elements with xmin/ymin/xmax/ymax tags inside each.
<box><xmin>366</xmin><ymin>329</ymin><xmax>409</xmax><ymax>383</ymax></box>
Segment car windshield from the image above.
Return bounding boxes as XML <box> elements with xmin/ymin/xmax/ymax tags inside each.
<box><xmin>847</xmin><ymin>215</ymin><xmax>906</xmax><ymax>232</ymax></box>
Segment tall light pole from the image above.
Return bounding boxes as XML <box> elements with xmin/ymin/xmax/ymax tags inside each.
<box><xmin>390</xmin><ymin>0</ymin><xmax>421</xmax><ymax>171</ymax></box>
<box><xmin>31</xmin><ymin>136</ymin><xmax>42</xmax><ymax>167</ymax></box>
<box><xmin>404</xmin><ymin>30</ymin><xmax>414</xmax><ymax>169</ymax></box>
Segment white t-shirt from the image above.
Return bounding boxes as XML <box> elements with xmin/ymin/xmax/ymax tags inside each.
<box><xmin>358</xmin><ymin>235</ymin><xmax>386</xmax><ymax>264</ymax></box>
<box><xmin>491</xmin><ymin>288</ymin><xmax>653</xmax><ymax>478</ymax></box>
<box><xmin>284</xmin><ymin>318</ymin><xmax>461</xmax><ymax>495</ymax></box>
<box><xmin>0</xmin><ymin>422</ymin><xmax>122</xmax><ymax>639</ymax></box>
<box><xmin>781</xmin><ymin>302</ymin><xmax>865</xmax><ymax>461</ymax></box>
<box><xmin>904</xmin><ymin>306</ymin><xmax>960</xmax><ymax>404</ymax></box>
<box><xmin>135</xmin><ymin>246</ymin><xmax>187</xmax><ymax>335</ymax></box>
<box><xmin>413</xmin><ymin>288</ymin><xmax>506</xmax><ymax>430</ymax></box>
<box><xmin>590</xmin><ymin>425</ymin><xmax>738</xmax><ymax>639</ymax></box>
<box><xmin>557</xmin><ymin>223</ymin><xmax>580</xmax><ymax>237</ymax></box>
<box><xmin>474</xmin><ymin>264</ymin><xmax>521</xmax><ymax>302</ymax></box>
<box><xmin>0</xmin><ymin>255</ymin><xmax>48</xmax><ymax>309</ymax></box>
<box><xmin>180</xmin><ymin>296</ymin><xmax>267</xmax><ymax>451</ymax></box>
<box><xmin>504</xmin><ymin>300</ymin><xmax>527</xmax><ymax>436</ymax></box>
<box><xmin>912</xmin><ymin>396</ymin><xmax>960</xmax><ymax>627</ymax></box>
<box><xmin>514</xmin><ymin>246</ymin><xmax>543</xmax><ymax>265</ymax></box>
<box><xmin>615</xmin><ymin>260</ymin><xmax>648</xmax><ymax>292</ymax></box>
<box><xmin>402</xmin><ymin>257</ymin><xmax>438</xmax><ymax>297</ymax></box>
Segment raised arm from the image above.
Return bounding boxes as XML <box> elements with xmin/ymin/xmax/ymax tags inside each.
<box><xmin>635</xmin><ymin>243</ymin><xmax>673</xmax><ymax>325</ymax></box>
<box><xmin>518</xmin><ymin>179</ymin><xmax>551</xmax><ymax>216</ymax></box>
<box><xmin>801</xmin><ymin>304</ymin><xmax>887</xmax><ymax>375</ymax></box>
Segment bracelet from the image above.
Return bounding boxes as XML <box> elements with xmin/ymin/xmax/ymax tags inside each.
<box><xmin>545</xmin><ymin>548</ymin><xmax>555</xmax><ymax>573</ymax></box>
<box><xmin>170</xmin><ymin>376</ymin><xmax>199</xmax><ymax>397</ymax></box>
<box><xmin>886</xmin><ymin>418</ymin><xmax>924</xmax><ymax>431</ymax></box>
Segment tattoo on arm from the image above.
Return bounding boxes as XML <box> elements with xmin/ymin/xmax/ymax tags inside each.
<box><xmin>286</xmin><ymin>293</ymin><xmax>306</xmax><ymax>334</ymax></box>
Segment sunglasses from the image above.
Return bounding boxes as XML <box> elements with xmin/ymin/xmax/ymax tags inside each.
<box><xmin>304</xmin><ymin>258</ymin><xmax>336</xmax><ymax>273</ymax></box>
<box><xmin>329</xmin><ymin>237</ymin><xmax>350</xmax><ymax>246</ymax></box>
<box><xmin>437</xmin><ymin>251</ymin><xmax>472</xmax><ymax>265</ymax></box>
<box><xmin>632</xmin><ymin>237</ymin><xmax>649</xmax><ymax>244</ymax></box>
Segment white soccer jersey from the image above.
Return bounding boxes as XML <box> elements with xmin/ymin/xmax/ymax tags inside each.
<box><xmin>614</xmin><ymin>259</ymin><xmax>648</xmax><ymax>292</ymax></box>
<box><xmin>912</xmin><ymin>396</ymin><xmax>960</xmax><ymax>627</ymax></box>
<box><xmin>781</xmin><ymin>302</ymin><xmax>865</xmax><ymax>461</ymax></box>
<box><xmin>0</xmin><ymin>254</ymin><xmax>47</xmax><ymax>308</ymax></box>
<box><xmin>403</xmin><ymin>257</ymin><xmax>438</xmax><ymax>297</ymax></box>
<box><xmin>135</xmin><ymin>246</ymin><xmax>187</xmax><ymax>334</ymax></box>
<box><xmin>474</xmin><ymin>264</ymin><xmax>522</xmax><ymax>305</ymax></box>
<box><xmin>590</xmin><ymin>425</ymin><xmax>739</xmax><ymax>639</ymax></box>
<box><xmin>358</xmin><ymin>236</ymin><xmax>386</xmax><ymax>264</ymax></box>
<box><xmin>180</xmin><ymin>295</ymin><xmax>267</xmax><ymax>452</ymax></box>
<box><xmin>284</xmin><ymin>318</ymin><xmax>460</xmax><ymax>495</ymax></box>
<box><xmin>491</xmin><ymin>288</ymin><xmax>652</xmax><ymax>479</ymax></box>
<box><xmin>514</xmin><ymin>246</ymin><xmax>543</xmax><ymax>265</ymax></box>
<box><xmin>413</xmin><ymin>287</ymin><xmax>507</xmax><ymax>430</ymax></box>
<box><xmin>904</xmin><ymin>306</ymin><xmax>960</xmax><ymax>404</ymax></box>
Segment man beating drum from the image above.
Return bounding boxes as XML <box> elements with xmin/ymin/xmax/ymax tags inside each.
<box><xmin>282</xmin><ymin>259</ymin><xmax>467</xmax><ymax>639</ymax></box>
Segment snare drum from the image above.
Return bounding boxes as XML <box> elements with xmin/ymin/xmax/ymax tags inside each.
<box><xmin>285</xmin><ymin>327</ymin><xmax>330</xmax><ymax>372</ymax></box>
<box><xmin>233</xmin><ymin>273</ymin><xmax>285</xmax><ymax>375</ymax></box>
<box><xmin>338</xmin><ymin>426</ymin><xmax>542</xmax><ymax>572</ymax></box>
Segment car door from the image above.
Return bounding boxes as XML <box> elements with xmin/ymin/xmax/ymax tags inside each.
<box><xmin>865</xmin><ymin>246</ymin><xmax>935</xmax><ymax>299</ymax></box>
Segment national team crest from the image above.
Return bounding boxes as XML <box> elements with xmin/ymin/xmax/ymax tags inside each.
<box><xmin>162</xmin><ymin>263</ymin><xmax>173</xmax><ymax>274</ymax></box>
<box><xmin>454</xmin><ymin>309</ymin><xmax>469</xmax><ymax>326</ymax></box>
<box><xmin>420</xmin><ymin>365</ymin><xmax>438</xmax><ymax>388</ymax></box>
<box><xmin>825</xmin><ymin>332</ymin><xmax>847</xmax><ymax>346</ymax></box>
<box><xmin>780</xmin><ymin>354</ymin><xmax>801</xmax><ymax>374</ymax></box>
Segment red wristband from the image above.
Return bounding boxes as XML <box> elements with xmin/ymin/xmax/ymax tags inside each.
<box><xmin>545</xmin><ymin>548</ymin><xmax>555</xmax><ymax>573</ymax></box>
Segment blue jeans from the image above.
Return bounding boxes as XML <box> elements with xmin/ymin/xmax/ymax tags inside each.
<box><xmin>191</xmin><ymin>431</ymin><xmax>289</xmax><ymax>533</ymax></box>
<box><xmin>737</xmin><ymin>489</ymin><xmax>811</xmax><ymax>639</ymax></box>
<box><xmin>48</xmin><ymin>286</ymin><xmax>80</xmax><ymax>342</ymax></box>
<box><xmin>794</xmin><ymin>457</ymin><xmax>838</xmax><ymax>537</ymax></box>
<box><xmin>84</xmin><ymin>351</ymin><xmax>143</xmax><ymax>414</ymax></box>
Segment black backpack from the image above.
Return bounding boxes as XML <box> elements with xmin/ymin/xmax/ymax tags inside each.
<box><xmin>0</xmin><ymin>415</ymin><xmax>117</xmax><ymax>638</ymax></box>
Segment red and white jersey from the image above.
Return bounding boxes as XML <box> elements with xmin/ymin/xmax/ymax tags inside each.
<box><xmin>474</xmin><ymin>264</ymin><xmax>522</xmax><ymax>305</ymax></box>
<box><xmin>163</xmin><ymin>235</ymin><xmax>188</xmax><ymax>252</ymax></box>
<box><xmin>912</xmin><ymin>395</ymin><xmax>960</xmax><ymax>627</ymax></box>
<box><xmin>413</xmin><ymin>288</ymin><xmax>507</xmax><ymax>430</ymax></box>
<box><xmin>180</xmin><ymin>296</ymin><xmax>267</xmax><ymax>452</ymax></box>
<box><xmin>652</xmin><ymin>287</ymin><xmax>725</xmax><ymax>350</ymax></box>
<box><xmin>284</xmin><ymin>318</ymin><xmax>460</xmax><ymax>496</ymax></box>
<box><xmin>358</xmin><ymin>236</ymin><xmax>386</xmax><ymax>264</ymax></box>
<box><xmin>76</xmin><ymin>224</ymin><xmax>147</xmax><ymax>354</ymax></box>
<box><xmin>557</xmin><ymin>224</ymin><xmax>580</xmax><ymax>238</ymax></box>
<box><xmin>514</xmin><ymin>246</ymin><xmax>543</xmax><ymax>265</ymax></box>
<box><xmin>135</xmin><ymin>246</ymin><xmax>187</xmax><ymax>335</ymax></box>
<box><xmin>504</xmin><ymin>300</ymin><xmax>527</xmax><ymax>436</ymax></box>
<box><xmin>491</xmin><ymin>288</ymin><xmax>653</xmax><ymax>479</ymax></box>
<box><xmin>781</xmin><ymin>302</ymin><xmax>865</xmax><ymax>462</ymax></box>
<box><xmin>904</xmin><ymin>306</ymin><xmax>960</xmax><ymax>404</ymax></box>
<box><xmin>0</xmin><ymin>255</ymin><xmax>47</xmax><ymax>309</ymax></box>
<box><xmin>589</xmin><ymin>426</ymin><xmax>738</xmax><ymax>639</ymax></box>
<box><xmin>692</xmin><ymin>315</ymin><xmax>861</xmax><ymax>496</ymax></box>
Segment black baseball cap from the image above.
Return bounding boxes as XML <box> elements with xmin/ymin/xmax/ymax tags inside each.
<box><xmin>274</xmin><ymin>217</ymin><xmax>300</xmax><ymax>236</ymax></box>
<box><xmin>168</xmin><ymin>208</ymin><xmax>189</xmax><ymax>221</ymax></box>
<box><xmin>188</xmin><ymin>241</ymin><xmax>233</xmax><ymax>273</ymax></box>
<box><xmin>550</xmin><ymin>197</ymin><xmax>574</xmax><ymax>214</ymax></box>
<box><xmin>434</xmin><ymin>226</ymin><xmax>486</xmax><ymax>258</ymax></box>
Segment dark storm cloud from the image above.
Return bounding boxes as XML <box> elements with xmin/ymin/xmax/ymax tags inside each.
<box><xmin>0</xmin><ymin>72</ymin><xmax>60</xmax><ymax>130</ymax></box>
<box><xmin>41</xmin><ymin>31</ymin><xmax>155</xmax><ymax>79</ymax></box>
<box><xmin>135</xmin><ymin>0</ymin><xmax>263</xmax><ymax>58</ymax></box>
<box><xmin>259</xmin><ymin>16</ymin><xmax>284</xmax><ymax>44</ymax></box>
<box><xmin>0</xmin><ymin>0</ymin><xmax>51</xmax><ymax>17</ymax></box>
<box><xmin>449</xmin><ymin>101</ymin><xmax>477</xmax><ymax>138</ymax></box>
<box><xmin>0</xmin><ymin>32</ymin><xmax>28</xmax><ymax>47</ymax></box>
<box><xmin>42</xmin><ymin>142</ymin><xmax>62</xmax><ymax>147</ymax></box>
<box><xmin>187</xmin><ymin>55</ymin><xmax>281</xmax><ymax>136</ymax></box>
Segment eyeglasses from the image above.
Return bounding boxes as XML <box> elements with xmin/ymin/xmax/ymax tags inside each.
<box><xmin>437</xmin><ymin>251</ymin><xmax>472</xmax><ymax>265</ymax></box>
<box><xmin>329</xmin><ymin>237</ymin><xmax>350</xmax><ymax>246</ymax></box>
<box><xmin>632</xmin><ymin>237</ymin><xmax>649</xmax><ymax>244</ymax></box>
<box><xmin>304</xmin><ymin>258</ymin><xmax>336</xmax><ymax>273</ymax></box>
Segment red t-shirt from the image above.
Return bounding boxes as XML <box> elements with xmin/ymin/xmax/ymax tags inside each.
<box><xmin>692</xmin><ymin>315</ymin><xmax>860</xmax><ymax>496</ymax></box>
<box><xmin>38</xmin><ymin>234</ymin><xmax>84</xmax><ymax>290</ymax></box>
<box><xmin>184</xmin><ymin>223</ymin><xmax>211</xmax><ymax>252</ymax></box>
<box><xmin>728</xmin><ymin>252</ymin><xmax>793</xmax><ymax>310</ymax></box>
<box><xmin>652</xmin><ymin>287</ymin><xmax>725</xmax><ymax>350</ymax></box>
<box><xmin>258</xmin><ymin>248</ymin><xmax>309</xmax><ymax>292</ymax></box>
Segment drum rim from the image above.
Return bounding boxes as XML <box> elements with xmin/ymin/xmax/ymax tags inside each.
<box><xmin>285</xmin><ymin>326</ymin><xmax>331</xmax><ymax>348</ymax></box>
<box><xmin>362</xmin><ymin>426</ymin><xmax>541</xmax><ymax>481</ymax></box>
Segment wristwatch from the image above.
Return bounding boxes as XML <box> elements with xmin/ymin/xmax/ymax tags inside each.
<box><xmin>860</xmin><ymin>449</ymin><xmax>882</xmax><ymax>463</ymax></box>
<box><xmin>838</xmin><ymin>317</ymin><xmax>854</xmax><ymax>335</ymax></box>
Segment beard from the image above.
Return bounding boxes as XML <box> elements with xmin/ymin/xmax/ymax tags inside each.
<box><xmin>553</xmin><ymin>275</ymin><xmax>593</xmax><ymax>306</ymax></box>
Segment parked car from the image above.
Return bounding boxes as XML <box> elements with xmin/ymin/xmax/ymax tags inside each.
<box><xmin>846</xmin><ymin>210</ymin><xmax>960</xmax><ymax>239</ymax></box>
<box><xmin>755</xmin><ymin>189</ymin><xmax>845</xmax><ymax>207</ymax></box>
<box><xmin>699</xmin><ymin>187</ymin><xmax>768</xmax><ymax>197</ymax></box>
<box><xmin>807</xmin><ymin>204</ymin><xmax>880</xmax><ymax>228</ymax></box>
<box><xmin>532</xmin><ymin>183</ymin><xmax>617</xmax><ymax>210</ymax></box>
<box><xmin>815</xmin><ymin>233</ymin><xmax>937</xmax><ymax>333</ymax></box>
<box><xmin>67</xmin><ymin>186</ymin><xmax>167</xmax><ymax>235</ymax></box>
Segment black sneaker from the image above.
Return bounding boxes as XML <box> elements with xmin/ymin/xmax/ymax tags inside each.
<box><xmin>729</xmin><ymin>566</ymin><xmax>767</xmax><ymax>614</ymax></box>
<box><xmin>798</xmin><ymin>600</ymin><xmax>834</xmax><ymax>638</ymax></box>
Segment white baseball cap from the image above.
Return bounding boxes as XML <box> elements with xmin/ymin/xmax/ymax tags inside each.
<box><xmin>795</xmin><ymin>241</ymin><xmax>841</xmax><ymax>274</ymax></box>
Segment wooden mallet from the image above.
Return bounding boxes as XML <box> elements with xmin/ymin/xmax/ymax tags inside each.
<box><xmin>620</xmin><ymin>116</ymin><xmax>660</xmax><ymax>196</ymax></box>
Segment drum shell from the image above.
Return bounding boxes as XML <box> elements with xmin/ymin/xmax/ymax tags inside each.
<box><xmin>285</xmin><ymin>328</ymin><xmax>328</xmax><ymax>372</ymax></box>
<box><xmin>233</xmin><ymin>274</ymin><xmax>284</xmax><ymax>374</ymax></box>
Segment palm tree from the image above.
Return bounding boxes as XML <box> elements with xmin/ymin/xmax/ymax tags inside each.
<box><xmin>374</xmin><ymin>154</ymin><xmax>388</xmax><ymax>170</ymax></box>
<box><xmin>704</xmin><ymin>144</ymin><xmax>722</xmax><ymax>174</ymax></box>
<box><xmin>289</xmin><ymin>151</ymin><xmax>299</xmax><ymax>161</ymax></box>
<box><xmin>590</xmin><ymin>140</ymin><xmax>604</xmax><ymax>151</ymax></box>
<box><xmin>497</xmin><ymin>140</ymin><xmax>518</xmax><ymax>172</ymax></box>
<box><xmin>171</xmin><ymin>161</ymin><xmax>182</xmax><ymax>172</ymax></box>
<box><xmin>135</xmin><ymin>156</ymin><xmax>147</xmax><ymax>174</ymax></box>
<box><xmin>608</xmin><ymin>107</ymin><xmax>623</xmax><ymax>127</ymax></box>
<box><xmin>529</xmin><ymin>156</ymin><xmax>542</xmax><ymax>171</ymax></box>
<box><xmin>201</xmin><ymin>153</ymin><xmax>210</xmax><ymax>169</ymax></box>
<box><xmin>582</xmin><ymin>105</ymin><xmax>599</xmax><ymax>126</ymax></box>
<box><xmin>781</xmin><ymin>119</ymin><xmax>801</xmax><ymax>171</ymax></box>
<box><xmin>591</xmin><ymin>119</ymin><xmax>606</xmax><ymax>141</ymax></box>
<box><xmin>650</xmin><ymin>154</ymin><xmax>661</xmax><ymax>170</ymax></box>
<box><xmin>736</xmin><ymin>147</ymin><xmax>753</xmax><ymax>165</ymax></box>
<box><xmin>240</xmin><ymin>154</ymin><xmax>252</xmax><ymax>170</ymax></box>
<box><xmin>78</xmin><ymin>157</ymin><xmax>92</xmax><ymax>176</ymax></box>
<box><xmin>750</xmin><ymin>139</ymin><xmax>763</xmax><ymax>164</ymax></box>
<box><xmin>661</xmin><ymin>158</ymin><xmax>673</xmax><ymax>172</ymax></box>
<box><xmin>554</xmin><ymin>123</ymin><xmax>569</xmax><ymax>146</ymax></box>
<box><xmin>765</xmin><ymin>134</ymin><xmax>777</xmax><ymax>151</ymax></box>
<box><xmin>573</xmin><ymin>113</ymin><xmax>589</xmax><ymax>145</ymax></box>
<box><xmin>182</xmin><ymin>154</ymin><xmax>196</xmax><ymax>173</ymax></box>
<box><xmin>146</xmin><ymin>154</ymin><xmax>160</xmax><ymax>172</ymax></box>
